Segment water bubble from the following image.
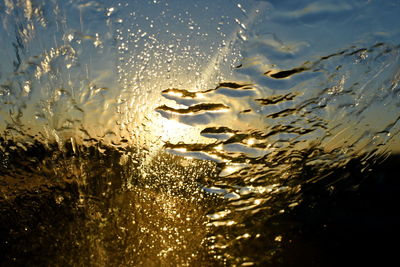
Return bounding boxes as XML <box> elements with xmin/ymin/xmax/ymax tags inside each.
<box><xmin>106</xmin><ymin>7</ymin><xmax>115</xmax><ymax>17</ymax></box>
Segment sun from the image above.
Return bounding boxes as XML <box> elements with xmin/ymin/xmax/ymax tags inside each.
<box><xmin>156</xmin><ymin>115</ymin><xmax>195</xmax><ymax>143</ymax></box>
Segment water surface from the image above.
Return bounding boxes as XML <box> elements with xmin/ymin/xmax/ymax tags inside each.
<box><xmin>1</xmin><ymin>0</ymin><xmax>400</xmax><ymax>266</ymax></box>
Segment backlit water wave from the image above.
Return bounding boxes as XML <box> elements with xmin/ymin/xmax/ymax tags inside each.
<box><xmin>156</xmin><ymin>42</ymin><xmax>400</xmax><ymax>265</ymax></box>
<box><xmin>1</xmin><ymin>0</ymin><xmax>400</xmax><ymax>266</ymax></box>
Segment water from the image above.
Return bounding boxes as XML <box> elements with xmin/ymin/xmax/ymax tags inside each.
<box><xmin>1</xmin><ymin>0</ymin><xmax>400</xmax><ymax>266</ymax></box>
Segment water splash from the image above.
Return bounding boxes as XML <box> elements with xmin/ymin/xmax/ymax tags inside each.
<box><xmin>1</xmin><ymin>0</ymin><xmax>400</xmax><ymax>266</ymax></box>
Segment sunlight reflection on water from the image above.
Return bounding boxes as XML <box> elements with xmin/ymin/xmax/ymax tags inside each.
<box><xmin>1</xmin><ymin>0</ymin><xmax>400</xmax><ymax>266</ymax></box>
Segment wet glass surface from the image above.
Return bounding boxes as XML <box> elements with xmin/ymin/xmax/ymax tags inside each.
<box><xmin>1</xmin><ymin>0</ymin><xmax>400</xmax><ymax>266</ymax></box>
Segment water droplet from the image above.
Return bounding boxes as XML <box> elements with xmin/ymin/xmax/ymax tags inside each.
<box><xmin>66</xmin><ymin>33</ymin><xmax>74</xmax><ymax>42</ymax></box>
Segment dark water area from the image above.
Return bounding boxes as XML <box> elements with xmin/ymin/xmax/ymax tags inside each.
<box><xmin>0</xmin><ymin>140</ymin><xmax>217</xmax><ymax>266</ymax></box>
<box><xmin>1</xmin><ymin>140</ymin><xmax>400</xmax><ymax>266</ymax></box>
<box><xmin>1</xmin><ymin>0</ymin><xmax>400</xmax><ymax>266</ymax></box>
